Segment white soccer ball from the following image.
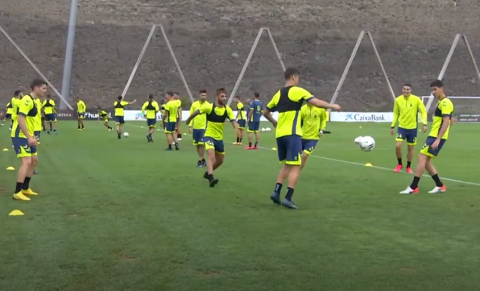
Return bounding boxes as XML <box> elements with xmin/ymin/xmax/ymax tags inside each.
<box><xmin>354</xmin><ymin>136</ymin><xmax>363</xmax><ymax>144</ymax></box>
<box><xmin>261</xmin><ymin>128</ymin><xmax>266</xmax><ymax>132</ymax></box>
<box><xmin>266</xmin><ymin>127</ymin><xmax>271</xmax><ymax>132</ymax></box>
<box><xmin>123</xmin><ymin>132</ymin><xmax>129</xmax><ymax>137</ymax></box>
<box><xmin>359</xmin><ymin>136</ymin><xmax>375</xmax><ymax>152</ymax></box>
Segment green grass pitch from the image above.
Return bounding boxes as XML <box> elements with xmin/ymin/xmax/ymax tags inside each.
<box><xmin>0</xmin><ymin>121</ymin><xmax>479</xmax><ymax>291</ymax></box>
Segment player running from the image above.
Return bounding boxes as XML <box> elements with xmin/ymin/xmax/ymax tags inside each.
<box><xmin>390</xmin><ymin>84</ymin><xmax>427</xmax><ymax>173</ymax></box>
<box><xmin>142</xmin><ymin>94</ymin><xmax>160</xmax><ymax>142</ymax></box>
<box><xmin>163</xmin><ymin>92</ymin><xmax>180</xmax><ymax>150</ymax></box>
<box><xmin>97</xmin><ymin>107</ymin><xmax>112</xmax><ymax>131</ymax></box>
<box><xmin>300</xmin><ymin>103</ymin><xmax>327</xmax><ymax>170</ymax></box>
<box><xmin>77</xmin><ymin>97</ymin><xmax>86</xmax><ymax>130</ymax></box>
<box><xmin>245</xmin><ymin>92</ymin><xmax>263</xmax><ymax>149</ymax></box>
<box><xmin>233</xmin><ymin>96</ymin><xmax>246</xmax><ymax>145</ymax></box>
<box><xmin>263</xmin><ymin>68</ymin><xmax>341</xmax><ymax>209</ymax></box>
<box><xmin>42</xmin><ymin>94</ymin><xmax>58</xmax><ymax>134</ymax></box>
<box><xmin>188</xmin><ymin>89</ymin><xmax>209</xmax><ymax>167</ymax></box>
<box><xmin>114</xmin><ymin>95</ymin><xmax>137</xmax><ymax>139</ymax></box>
<box><xmin>185</xmin><ymin>88</ymin><xmax>237</xmax><ymax>187</ymax></box>
<box><xmin>400</xmin><ymin>80</ymin><xmax>453</xmax><ymax>194</ymax></box>
<box><xmin>11</xmin><ymin>79</ymin><xmax>47</xmax><ymax>201</ymax></box>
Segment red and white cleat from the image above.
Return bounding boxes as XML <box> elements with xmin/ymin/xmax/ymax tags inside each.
<box><xmin>428</xmin><ymin>185</ymin><xmax>447</xmax><ymax>194</ymax></box>
<box><xmin>406</xmin><ymin>167</ymin><xmax>414</xmax><ymax>174</ymax></box>
<box><xmin>394</xmin><ymin>165</ymin><xmax>402</xmax><ymax>173</ymax></box>
<box><xmin>399</xmin><ymin>187</ymin><xmax>419</xmax><ymax>194</ymax></box>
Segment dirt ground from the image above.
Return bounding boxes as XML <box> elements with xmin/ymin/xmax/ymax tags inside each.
<box><xmin>1</xmin><ymin>0</ymin><xmax>480</xmax><ymax>111</ymax></box>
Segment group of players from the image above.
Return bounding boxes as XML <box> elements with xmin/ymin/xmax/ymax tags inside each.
<box><xmin>6</xmin><ymin>68</ymin><xmax>454</xmax><ymax>208</ymax></box>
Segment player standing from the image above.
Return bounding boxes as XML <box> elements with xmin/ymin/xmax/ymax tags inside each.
<box><xmin>400</xmin><ymin>80</ymin><xmax>453</xmax><ymax>194</ymax></box>
<box><xmin>185</xmin><ymin>88</ymin><xmax>237</xmax><ymax>187</ymax></box>
<box><xmin>113</xmin><ymin>95</ymin><xmax>137</xmax><ymax>139</ymax></box>
<box><xmin>42</xmin><ymin>94</ymin><xmax>58</xmax><ymax>134</ymax></box>
<box><xmin>245</xmin><ymin>92</ymin><xmax>263</xmax><ymax>149</ymax></box>
<box><xmin>300</xmin><ymin>103</ymin><xmax>327</xmax><ymax>170</ymax></box>
<box><xmin>11</xmin><ymin>79</ymin><xmax>47</xmax><ymax>201</ymax></box>
<box><xmin>173</xmin><ymin>92</ymin><xmax>183</xmax><ymax>140</ymax></box>
<box><xmin>233</xmin><ymin>96</ymin><xmax>246</xmax><ymax>145</ymax></box>
<box><xmin>188</xmin><ymin>90</ymin><xmax>209</xmax><ymax>167</ymax></box>
<box><xmin>6</xmin><ymin>90</ymin><xmax>23</xmax><ymax>130</ymax></box>
<box><xmin>34</xmin><ymin>95</ymin><xmax>43</xmax><ymax>144</ymax></box>
<box><xmin>3</xmin><ymin>101</ymin><xmax>13</xmax><ymax>128</ymax></box>
<box><xmin>163</xmin><ymin>92</ymin><xmax>180</xmax><ymax>150</ymax></box>
<box><xmin>77</xmin><ymin>97</ymin><xmax>86</xmax><ymax>130</ymax></box>
<box><xmin>263</xmin><ymin>68</ymin><xmax>341</xmax><ymax>209</ymax></box>
<box><xmin>142</xmin><ymin>94</ymin><xmax>160</xmax><ymax>142</ymax></box>
<box><xmin>390</xmin><ymin>84</ymin><xmax>428</xmax><ymax>173</ymax></box>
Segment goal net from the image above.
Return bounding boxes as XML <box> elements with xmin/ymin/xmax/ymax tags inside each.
<box><xmin>421</xmin><ymin>96</ymin><xmax>480</xmax><ymax>122</ymax></box>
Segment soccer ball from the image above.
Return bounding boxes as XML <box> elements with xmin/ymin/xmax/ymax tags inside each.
<box><xmin>354</xmin><ymin>136</ymin><xmax>363</xmax><ymax>144</ymax></box>
<box><xmin>261</xmin><ymin>128</ymin><xmax>266</xmax><ymax>132</ymax></box>
<box><xmin>265</xmin><ymin>127</ymin><xmax>271</xmax><ymax>132</ymax></box>
<box><xmin>123</xmin><ymin>132</ymin><xmax>129</xmax><ymax>137</ymax></box>
<box><xmin>359</xmin><ymin>136</ymin><xmax>375</xmax><ymax>152</ymax></box>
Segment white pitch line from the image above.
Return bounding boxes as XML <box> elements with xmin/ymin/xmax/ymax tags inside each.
<box><xmin>257</xmin><ymin>146</ymin><xmax>480</xmax><ymax>187</ymax></box>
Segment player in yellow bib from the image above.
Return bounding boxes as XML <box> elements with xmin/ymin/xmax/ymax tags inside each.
<box><xmin>42</xmin><ymin>94</ymin><xmax>58</xmax><ymax>134</ymax></box>
<box><xmin>186</xmin><ymin>88</ymin><xmax>236</xmax><ymax>187</ymax></box>
<box><xmin>3</xmin><ymin>101</ymin><xmax>13</xmax><ymax>128</ymax></box>
<box><xmin>163</xmin><ymin>92</ymin><xmax>180</xmax><ymax>150</ymax></box>
<box><xmin>263</xmin><ymin>68</ymin><xmax>341</xmax><ymax>209</ymax></box>
<box><xmin>5</xmin><ymin>90</ymin><xmax>23</xmax><ymax>130</ymax></box>
<box><xmin>300</xmin><ymin>103</ymin><xmax>327</xmax><ymax>170</ymax></box>
<box><xmin>11</xmin><ymin>79</ymin><xmax>47</xmax><ymax>201</ymax></box>
<box><xmin>114</xmin><ymin>95</ymin><xmax>137</xmax><ymax>139</ymax></box>
<box><xmin>97</xmin><ymin>107</ymin><xmax>112</xmax><ymax>131</ymax></box>
<box><xmin>400</xmin><ymin>80</ymin><xmax>453</xmax><ymax>195</ymax></box>
<box><xmin>390</xmin><ymin>84</ymin><xmax>428</xmax><ymax>173</ymax></box>
<box><xmin>173</xmin><ymin>92</ymin><xmax>183</xmax><ymax>140</ymax></box>
<box><xmin>142</xmin><ymin>94</ymin><xmax>160</xmax><ymax>142</ymax></box>
<box><xmin>188</xmin><ymin>89</ymin><xmax>210</xmax><ymax>167</ymax></box>
<box><xmin>233</xmin><ymin>96</ymin><xmax>246</xmax><ymax>145</ymax></box>
<box><xmin>77</xmin><ymin>97</ymin><xmax>86</xmax><ymax>130</ymax></box>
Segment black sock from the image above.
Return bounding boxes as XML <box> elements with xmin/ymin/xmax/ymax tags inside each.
<box><xmin>249</xmin><ymin>142</ymin><xmax>252</xmax><ymax>147</ymax></box>
<box><xmin>254</xmin><ymin>142</ymin><xmax>258</xmax><ymax>147</ymax></box>
<box><xmin>285</xmin><ymin>187</ymin><xmax>294</xmax><ymax>201</ymax></box>
<box><xmin>407</xmin><ymin>161</ymin><xmax>412</xmax><ymax>168</ymax></box>
<box><xmin>397</xmin><ymin>158</ymin><xmax>402</xmax><ymax>166</ymax></box>
<box><xmin>274</xmin><ymin>183</ymin><xmax>282</xmax><ymax>193</ymax></box>
<box><xmin>78</xmin><ymin>125</ymin><xmax>80</xmax><ymax>129</ymax></box>
<box><xmin>15</xmin><ymin>182</ymin><xmax>22</xmax><ymax>193</ymax></box>
<box><xmin>207</xmin><ymin>173</ymin><xmax>214</xmax><ymax>181</ymax></box>
<box><xmin>175</xmin><ymin>142</ymin><xmax>179</xmax><ymax>147</ymax></box>
<box><xmin>431</xmin><ymin>174</ymin><xmax>443</xmax><ymax>187</ymax></box>
<box><xmin>410</xmin><ymin>176</ymin><xmax>421</xmax><ymax>189</ymax></box>
<box><xmin>168</xmin><ymin>144</ymin><xmax>172</xmax><ymax>149</ymax></box>
<box><xmin>117</xmin><ymin>132</ymin><xmax>121</xmax><ymax>139</ymax></box>
<box><xmin>22</xmin><ymin>177</ymin><xmax>31</xmax><ymax>190</ymax></box>
<box><xmin>178</xmin><ymin>133</ymin><xmax>182</xmax><ymax>139</ymax></box>
<box><xmin>49</xmin><ymin>123</ymin><xmax>52</xmax><ymax>131</ymax></box>
<box><xmin>236</xmin><ymin>137</ymin><xmax>240</xmax><ymax>142</ymax></box>
<box><xmin>201</xmin><ymin>158</ymin><xmax>205</xmax><ymax>162</ymax></box>
<box><xmin>239</xmin><ymin>138</ymin><xmax>242</xmax><ymax>142</ymax></box>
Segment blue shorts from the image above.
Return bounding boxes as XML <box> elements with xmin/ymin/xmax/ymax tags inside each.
<box><xmin>237</xmin><ymin>119</ymin><xmax>246</xmax><ymax>129</ymax></box>
<box><xmin>396</xmin><ymin>127</ymin><xmax>417</xmax><ymax>145</ymax></box>
<box><xmin>78</xmin><ymin>113</ymin><xmax>85</xmax><ymax>119</ymax></box>
<box><xmin>115</xmin><ymin>116</ymin><xmax>125</xmax><ymax>124</ymax></box>
<box><xmin>248</xmin><ymin>121</ymin><xmax>260</xmax><ymax>132</ymax></box>
<box><xmin>147</xmin><ymin>118</ymin><xmax>156</xmax><ymax>127</ymax></box>
<box><xmin>276</xmin><ymin>135</ymin><xmax>302</xmax><ymax>165</ymax></box>
<box><xmin>192</xmin><ymin>129</ymin><xmax>205</xmax><ymax>145</ymax></box>
<box><xmin>45</xmin><ymin>113</ymin><xmax>56</xmax><ymax>122</ymax></box>
<box><xmin>204</xmin><ymin>136</ymin><xmax>225</xmax><ymax>154</ymax></box>
<box><xmin>165</xmin><ymin>122</ymin><xmax>176</xmax><ymax>133</ymax></box>
<box><xmin>34</xmin><ymin>131</ymin><xmax>41</xmax><ymax>139</ymax></box>
<box><xmin>301</xmin><ymin>139</ymin><xmax>318</xmax><ymax>155</ymax></box>
<box><xmin>420</xmin><ymin>136</ymin><xmax>446</xmax><ymax>158</ymax></box>
<box><xmin>5</xmin><ymin>113</ymin><xmax>12</xmax><ymax>119</ymax></box>
<box><xmin>12</xmin><ymin>137</ymin><xmax>37</xmax><ymax>158</ymax></box>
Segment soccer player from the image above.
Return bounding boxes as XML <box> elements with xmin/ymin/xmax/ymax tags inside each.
<box><xmin>400</xmin><ymin>80</ymin><xmax>453</xmax><ymax>194</ymax></box>
<box><xmin>42</xmin><ymin>94</ymin><xmax>58</xmax><ymax>134</ymax></box>
<box><xmin>263</xmin><ymin>68</ymin><xmax>341</xmax><ymax>209</ymax></box>
<box><xmin>163</xmin><ymin>92</ymin><xmax>180</xmax><ymax>150</ymax></box>
<box><xmin>390</xmin><ymin>84</ymin><xmax>428</xmax><ymax>173</ymax></box>
<box><xmin>245</xmin><ymin>92</ymin><xmax>263</xmax><ymax>149</ymax></box>
<box><xmin>160</xmin><ymin>99</ymin><xmax>167</xmax><ymax>131</ymax></box>
<box><xmin>6</xmin><ymin>90</ymin><xmax>23</xmax><ymax>130</ymax></box>
<box><xmin>34</xmin><ymin>95</ymin><xmax>43</xmax><ymax>144</ymax></box>
<box><xmin>142</xmin><ymin>94</ymin><xmax>160</xmax><ymax>142</ymax></box>
<box><xmin>3</xmin><ymin>101</ymin><xmax>12</xmax><ymax>128</ymax></box>
<box><xmin>233</xmin><ymin>96</ymin><xmax>246</xmax><ymax>145</ymax></box>
<box><xmin>185</xmin><ymin>88</ymin><xmax>237</xmax><ymax>187</ymax></box>
<box><xmin>11</xmin><ymin>79</ymin><xmax>47</xmax><ymax>201</ymax></box>
<box><xmin>300</xmin><ymin>103</ymin><xmax>327</xmax><ymax>170</ymax></box>
<box><xmin>97</xmin><ymin>106</ymin><xmax>112</xmax><ymax>131</ymax></box>
<box><xmin>173</xmin><ymin>92</ymin><xmax>183</xmax><ymax>140</ymax></box>
<box><xmin>188</xmin><ymin>89</ymin><xmax>209</xmax><ymax>167</ymax></box>
<box><xmin>77</xmin><ymin>97</ymin><xmax>86</xmax><ymax>130</ymax></box>
<box><xmin>114</xmin><ymin>95</ymin><xmax>137</xmax><ymax>139</ymax></box>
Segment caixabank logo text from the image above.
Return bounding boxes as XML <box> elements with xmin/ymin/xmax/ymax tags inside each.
<box><xmin>345</xmin><ymin>113</ymin><xmax>386</xmax><ymax>121</ymax></box>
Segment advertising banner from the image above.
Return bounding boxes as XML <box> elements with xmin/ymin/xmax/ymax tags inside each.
<box><xmin>329</xmin><ymin>112</ymin><xmax>393</xmax><ymax>122</ymax></box>
<box><xmin>122</xmin><ymin>110</ymin><xmax>280</xmax><ymax>122</ymax></box>
<box><xmin>455</xmin><ymin>113</ymin><xmax>480</xmax><ymax>122</ymax></box>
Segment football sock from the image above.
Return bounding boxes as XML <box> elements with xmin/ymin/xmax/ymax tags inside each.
<box><xmin>397</xmin><ymin>158</ymin><xmax>402</xmax><ymax>165</ymax></box>
<box><xmin>178</xmin><ymin>133</ymin><xmax>182</xmax><ymax>139</ymax></box>
<box><xmin>168</xmin><ymin>145</ymin><xmax>172</xmax><ymax>149</ymax></box>
<box><xmin>22</xmin><ymin>177</ymin><xmax>31</xmax><ymax>190</ymax></box>
<box><xmin>285</xmin><ymin>187</ymin><xmax>294</xmax><ymax>201</ymax></box>
<box><xmin>407</xmin><ymin>161</ymin><xmax>412</xmax><ymax>168</ymax></box>
<box><xmin>410</xmin><ymin>176</ymin><xmax>421</xmax><ymax>189</ymax></box>
<box><xmin>207</xmin><ymin>174</ymin><xmax>214</xmax><ymax>182</ymax></box>
<box><xmin>236</xmin><ymin>137</ymin><xmax>240</xmax><ymax>142</ymax></box>
<box><xmin>431</xmin><ymin>174</ymin><xmax>443</xmax><ymax>187</ymax></box>
<box><xmin>239</xmin><ymin>138</ymin><xmax>242</xmax><ymax>142</ymax></box>
<box><xmin>249</xmin><ymin>142</ymin><xmax>252</xmax><ymax>147</ymax></box>
<box><xmin>274</xmin><ymin>183</ymin><xmax>282</xmax><ymax>194</ymax></box>
<box><xmin>15</xmin><ymin>182</ymin><xmax>22</xmax><ymax>193</ymax></box>
<box><xmin>254</xmin><ymin>142</ymin><xmax>258</xmax><ymax>147</ymax></box>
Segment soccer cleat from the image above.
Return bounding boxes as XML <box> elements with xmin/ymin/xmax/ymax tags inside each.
<box><xmin>399</xmin><ymin>187</ymin><xmax>419</xmax><ymax>194</ymax></box>
<box><xmin>13</xmin><ymin>192</ymin><xmax>31</xmax><ymax>201</ymax></box>
<box><xmin>281</xmin><ymin>199</ymin><xmax>297</xmax><ymax>209</ymax></box>
<box><xmin>197</xmin><ymin>161</ymin><xmax>202</xmax><ymax>168</ymax></box>
<box><xmin>201</xmin><ymin>160</ymin><xmax>207</xmax><ymax>167</ymax></box>
<box><xmin>406</xmin><ymin>167</ymin><xmax>413</xmax><ymax>174</ymax></box>
<box><xmin>165</xmin><ymin>147</ymin><xmax>173</xmax><ymax>151</ymax></box>
<box><xmin>270</xmin><ymin>192</ymin><xmax>281</xmax><ymax>205</ymax></box>
<box><xmin>209</xmin><ymin>179</ymin><xmax>219</xmax><ymax>187</ymax></box>
<box><xmin>252</xmin><ymin>146</ymin><xmax>258</xmax><ymax>150</ymax></box>
<box><xmin>233</xmin><ymin>142</ymin><xmax>239</xmax><ymax>145</ymax></box>
<box><xmin>22</xmin><ymin>188</ymin><xmax>38</xmax><ymax>196</ymax></box>
<box><xmin>33</xmin><ymin>170</ymin><xmax>39</xmax><ymax>175</ymax></box>
<box><xmin>244</xmin><ymin>146</ymin><xmax>253</xmax><ymax>150</ymax></box>
<box><xmin>394</xmin><ymin>165</ymin><xmax>402</xmax><ymax>173</ymax></box>
<box><xmin>428</xmin><ymin>185</ymin><xmax>447</xmax><ymax>194</ymax></box>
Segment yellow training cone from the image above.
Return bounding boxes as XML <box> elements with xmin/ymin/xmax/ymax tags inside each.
<box><xmin>365</xmin><ymin>163</ymin><xmax>373</xmax><ymax>167</ymax></box>
<box><xmin>272</xmin><ymin>147</ymin><xmax>277</xmax><ymax>151</ymax></box>
<box><xmin>359</xmin><ymin>126</ymin><xmax>362</xmax><ymax>128</ymax></box>
<box><xmin>3</xmin><ymin>148</ymin><xmax>8</xmax><ymax>151</ymax></box>
<box><xmin>8</xmin><ymin>210</ymin><xmax>24</xmax><ymax>216</ymax></box>
<box><xmin>6</xmin><ymin>166</ymin><xmax>15</xmax><ymax>170</ymax></box>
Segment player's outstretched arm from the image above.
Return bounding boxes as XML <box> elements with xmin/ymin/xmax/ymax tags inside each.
<box><xmin>307</xmin><ymin>98</ymin><xmax>341</xmax><ymax>111</ymax></box>
<box><xmin>185</xmin><ymin>110</ymin><xmax>200</xmax><ymax>125</ymax></box>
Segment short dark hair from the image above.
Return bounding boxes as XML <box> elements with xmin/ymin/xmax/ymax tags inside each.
<box><xmin>284</xmin><ymin>67</ymin><xmax>300</xmax><ymax>80</ymax></box>
<box><xmin>173</xmin><ymin>92</ymin><xmax>179</xmax><ymax>95</ymax></box>
<box><xmin>13</xmin><ymin>90</ymin><xmax>22</xmax><ymax>97</ymax></box>
<box><xmin>254</xmin><ymin>92</ymin><xmax>260</xmax><ymax>98</ymax></box>
<box><xmin>199</xmin><ymin>89</ymin><xmax>207</xmax><ymax>94</ymax></box>
<box><xmin>148</xmin><ymin>94</ymin><xmax>154</xmax><ymax>100</ymax></box>
<box><xmin>216</xmin><ymin>88</ymin><xmax>227</xmax><ymax>95</ymax></box>
<box><xmin>403</xmin><ymin>83</ymin><xmax>412</xmax><ymax>88</ymax></box>
<box><xmin>430</xmin><ymin>80</ymin><xmax>443</xmax><ymax>88</ymax></box>
<box><xmin>117</xmin><ymin>95</ymin><xmax>123</xmax><ymax>100</ymax></box>
<box><xmin>166</xmin><ymin>91</ymin><xmax>174</xmax><ymax>97</ymax></box>
<box><xmin>30</xmin><ymin>79</ymin><xmax>47</xmax><ymax>90</ymax></box>
<box><xmin>234</xmin><ymin>95</ymin><xmax>241</xmax><ymax>100</ymax></box>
